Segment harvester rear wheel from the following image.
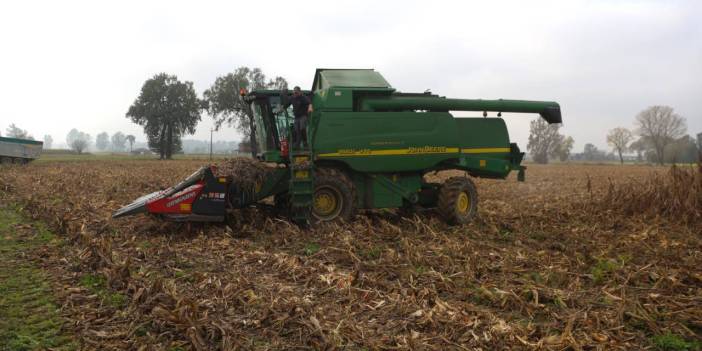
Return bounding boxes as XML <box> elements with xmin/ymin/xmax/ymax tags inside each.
<box><xmin>312</xmin><ymin>168</ymin><xmax>356</xmax><ymax>223</ymax></box>
<box><xmin>438</xmin><ymin>176</ymin><xmax>478</xmax><ymax>225</ymax></box>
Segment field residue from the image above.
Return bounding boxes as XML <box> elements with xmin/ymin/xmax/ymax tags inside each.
<box><xmin>0</xmin><ymin>161</ymin><xmax>700</xmax><ymax>350</ymax></box>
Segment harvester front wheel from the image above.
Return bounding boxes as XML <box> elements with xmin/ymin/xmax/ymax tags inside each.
<box><xmin>312</xmin><ymin>168</ymin><xmax>356</xmax><ymax>223</ymax></box>
<box><xmin>438</xmin><ymin>177</ymin><xmax>478</xmax><ymax>225</ymax></box>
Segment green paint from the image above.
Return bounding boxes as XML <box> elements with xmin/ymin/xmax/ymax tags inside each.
<box><xmin>289</xmin><ymin>151</ymin><xmax>314</xmax><ymax>224</ymax></box>
<box><xmin>242</xmin><ymin>69</ymin><xmax>562</xmax><ymax>217</ymax></box>
<box><xmin>0</xmin><ymin>136</ymin><xmax>44</xmax><ymax>146</ymax></box>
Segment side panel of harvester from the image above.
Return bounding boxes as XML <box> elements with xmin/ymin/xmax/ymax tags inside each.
<box><xmin>312</xmin><ymin>111</ymin><xmax>516</xmax><ymax>209</ymax></box>
<box><xmin>453</xmin><ymin>118</ymin><xmax>516</xmax><ymax>178</ymax></box>
<box><xmin>314</xmin><ymin>111</ymin><xmax>460</xmax><ymax>172</ymax></box>
<box><xmin>314</xmin><ymin>113</ymin><xmax>514</xmax><ymax>176</ymax></box>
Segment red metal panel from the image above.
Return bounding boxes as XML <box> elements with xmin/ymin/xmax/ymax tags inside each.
<box><xmin>146</xmin><ymin>182</ymin><xmax>204</xmax><ymax>214</ymax></box>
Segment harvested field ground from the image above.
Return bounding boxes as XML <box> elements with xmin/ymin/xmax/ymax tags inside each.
<box><xmin>0</xmin><ymin>160</ymin><xmax>700</xmax><ymax>350</ymax></box>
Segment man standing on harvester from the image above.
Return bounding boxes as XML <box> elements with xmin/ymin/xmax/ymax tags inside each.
<box><xmin>287</xmin><ymin>86</ymin><xmax>312</xmax><ymax>149</ymax></box>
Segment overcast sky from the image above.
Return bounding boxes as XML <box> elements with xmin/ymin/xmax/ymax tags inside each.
<box><xmin>1</xmin><ymin>0</ymin><xmax>700</xmax><ymax>151</ymax></box>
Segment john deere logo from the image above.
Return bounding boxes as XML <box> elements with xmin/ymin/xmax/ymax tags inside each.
<box><xmin>408</xmin><ymin>146</ymin><xmax>448</xmax><ymax>154</ymax></box>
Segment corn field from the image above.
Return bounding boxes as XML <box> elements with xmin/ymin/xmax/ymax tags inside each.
<box><xmin>1</xmin><ymin>161</ymin><xmax>700</xmax><ymax>350</ymax></box>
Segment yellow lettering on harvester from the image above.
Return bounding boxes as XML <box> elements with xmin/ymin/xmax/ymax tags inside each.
<box><xmin>408</xmin><ymin>146</ymin><xmax>448</xmax><ymax>154</ymax></box>
<box><xmin>338</xmin><ymin>149</ymin><xmax>371</xmax><ymax>155</ymax></box>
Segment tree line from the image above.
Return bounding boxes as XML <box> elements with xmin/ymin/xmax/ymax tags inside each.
<box><xmin>1</xmin><ymin>124</ymin><xmax>138</xmax><ymax>154</ymax></box>
<box><xmin>527</xmin><ymin>105</ymin><xmax>699</xmax><ymax>165</ymax></box>
<box><xmin>95</xmin><ymin>132</ymin><xmax>136</xmax><ymax>152</ymax></box>
<box><xmin>2</xmin><ymin>123</ymin><xmax>244</xmax><ymax>156</ymax></box>
<box><xmin>126</xmin><ymin>68</ymin><xmax>287</xmax><ymax>159</ymax></box>
<box><xmin>7</xmin><ymin>76</ymin><xmax>699</xmax><ymax>164</ymax></box>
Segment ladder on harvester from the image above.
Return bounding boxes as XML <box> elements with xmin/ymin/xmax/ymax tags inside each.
<box><xmin>289</xmin><ymin>150</ymin><xmax>314</xmax><ymax>225</ymax></box>
<box><xmin>278</xmin><ymin>92</ymin><xmax>315</xmax><ymax>225</ymax></box>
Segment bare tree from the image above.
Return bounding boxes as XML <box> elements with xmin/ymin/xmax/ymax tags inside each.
<box><xmin>606</xmin><ymin>127</ymin><xmax>633</xmax><ymax>164</ymax></box>
<box><xmin>96</xmin><ymin>132</ymin><xmax>110</xmax><ymax>151</ymax></box>
<box><xmin>43</xmin><ymin>135</ymin><xmax>53</xmax><ymax>149</ymax></box>
<box><xmin>70</xmin><ymin>139</ymin><xmax>89</xmax><ymax>154</ymax></box>
<box><xmin>582</xmin><ymin>143</ymin><xmax>607</xmax><ymax>161</ymax></box>
<box><xmin>126</xmin><ymin>135</ymin><xmax>136</xmax><ymax>153</ymax></box>
<box><xmin>629</xmin><ymin>138</ymin><xmax>649</xmax><ymax>163</ymax></box>
<box><xmin>66</xmin><ymin>128</ymin><xmax>91</xmax><ymax>154</ymax></box>
<box><xmin>554</xmin><ymin>135</ymin><xmax>574</xmax><ymax>162</ymax></box>
<box><xmin>527</xmin><ymin>119</ymin><xmax>571</xmax><ymax>164</ymax></box>
<box><xmin>6</xmin><ymin>123</ymin><xmax>33</xmax><ymax>139</ymax></box>
<box><xmin>635</xmin><ymin>106</ymin><xmax>686</xmax><ymax>165</ymax></box>
<box><xmin>111</xmin><ymin>132</ymin><xmax>127</xmax><ymax>151</ymax></box>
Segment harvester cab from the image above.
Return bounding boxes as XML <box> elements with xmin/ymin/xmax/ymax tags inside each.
<box><xmin>113</xmin><ymin>68</ymin><xmax>561</xmax><ymax>226</ymax></box>
<box><xmin>244</xmin><ymin>89</ymin><xmax>313</xmax><ymax>162</ymax></box>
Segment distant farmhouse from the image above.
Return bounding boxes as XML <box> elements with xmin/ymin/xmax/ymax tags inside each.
<box><xmin>131</xmin><ymin>148</ymin><xmax>153</xmax><ymax>155</ymax></box>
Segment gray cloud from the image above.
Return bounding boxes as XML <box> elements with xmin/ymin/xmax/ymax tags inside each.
<box><xmin>0</xmin><ymin>0</ymin><xmax>699</xmax><ymax>152</ymax></box>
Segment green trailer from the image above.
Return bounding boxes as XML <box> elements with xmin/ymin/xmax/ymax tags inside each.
<box><xmin>0</xmin><ymin>136</ymin><xmax>43</xmax><ymax>164</ymax></box>
<box><xmin>115</xmin><ymin>68</ymin><xmax>562</xmax><ymax>225</ymax></box>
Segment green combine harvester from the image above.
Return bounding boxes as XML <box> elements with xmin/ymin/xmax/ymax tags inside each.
<box><xmin>114</xmin><ymin>69</ymin><xmax>561</xmax><ymax>225</ymax></box>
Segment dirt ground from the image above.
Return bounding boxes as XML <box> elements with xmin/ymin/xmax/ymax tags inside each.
<box><xmin>0</xmin><ymin>160</ymin><xmax>700</xmax><ymax>350</ymax></box>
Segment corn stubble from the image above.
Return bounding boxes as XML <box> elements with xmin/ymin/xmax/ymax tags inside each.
<box><xmin>601</xmin><ymin>164</ymin><xmax>701</xmax><ymax>225</ymax></box>
<box><xmin>0</xmin><ymin>160</ymin><xmax>700</xmax><ymax>350</ymax></box>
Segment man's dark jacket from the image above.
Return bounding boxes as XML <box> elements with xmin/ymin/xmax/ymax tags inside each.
<box><xmin>288</xmin><ymin>95</ymin><xmax>311</xmax><ymax>118</ymax></box>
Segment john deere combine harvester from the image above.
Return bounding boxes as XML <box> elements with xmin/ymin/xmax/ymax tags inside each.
<box><xmin>114</xmin><ymin>69</ymin><xmax>561</xmax><ymax>225</ymax></box>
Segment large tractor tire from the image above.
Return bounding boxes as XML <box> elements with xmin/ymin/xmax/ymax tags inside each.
<box><xmin>438</xmin><ymin>176</ymin><xmax>478</xmax><ymax>225</ymax></box>
<box><xmin>311</xmin><ymin>168</ymin><xmax>356</xmax><ymax>223</ymax></box>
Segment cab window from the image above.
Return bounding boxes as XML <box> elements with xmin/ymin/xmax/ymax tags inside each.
<box><xmin>252</xmin><ymin>102</ymin><xmax>272</xmax><ymax>154</ymax></box>
<box><xmin>268</xmin><ymin>96</ymin><xmax>294</xmax><ymax>142</ymax></box>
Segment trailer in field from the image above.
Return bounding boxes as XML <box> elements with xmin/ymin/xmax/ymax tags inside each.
<box><xmin>0</xmin><ymin>136</ymin><xmax>43</xmax><ymax>164</ymax></box>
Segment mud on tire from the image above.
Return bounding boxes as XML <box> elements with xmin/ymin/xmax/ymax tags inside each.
<box><xmin>438</xmin><ymin>176</ymin><xmax>478</xmax><ymax>225</ymax></box>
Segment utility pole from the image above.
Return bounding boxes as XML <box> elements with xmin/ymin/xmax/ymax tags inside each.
<box><xmin>210</xmin><ymin>128</ymin><xmax>213</xmax><ymax>160</ymax></box>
